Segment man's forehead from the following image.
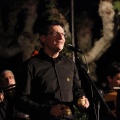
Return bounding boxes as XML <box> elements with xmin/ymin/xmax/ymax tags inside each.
<box><xmin>48</xmin><ymin>25</ymin><xmax>64</xmax><ymax>31</ymax></box>
<box><xmin>3</xmin><ymin>71</ymin><xmax>14</xmax><ymax>77</ymax></box>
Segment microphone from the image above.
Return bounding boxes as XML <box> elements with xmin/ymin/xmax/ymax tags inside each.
<box><xmin>66</xmin><ymin>44</ymin><xmax>83</xmax><ymax>53</ymax></box>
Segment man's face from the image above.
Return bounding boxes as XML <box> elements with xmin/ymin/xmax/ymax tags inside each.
<box><xmin>2</xmin><ymin>71</ymin><xmax>16</xmax><ymax>88</ymax></box>
<box><xmin>41</xmin><ymin>25</ymin><xmax>66</xmax><ymax>53</ymax></box>
<box><xmin>110</xmin><ymin>73</ymin><xmax>120</xmax><ymax>87</ymax></box>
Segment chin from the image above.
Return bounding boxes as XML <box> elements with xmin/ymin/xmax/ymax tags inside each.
<box><xmin>57</xmin><ymin>47</ymin><xmax>63</xmax><ymax>51</ymax></box>
<box><xmin>55</xmin><ymin>46</ymin><xmax>63</xmax><ymax>51</ymax></box>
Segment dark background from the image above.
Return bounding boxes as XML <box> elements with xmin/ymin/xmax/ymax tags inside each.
<box><xmin>0</xmin><ymin>0</ymin><xmax>120</xmax><ymax>84</ymax></box>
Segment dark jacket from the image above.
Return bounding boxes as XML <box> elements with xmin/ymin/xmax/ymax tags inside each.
<box><xmin>0</xmin><ymin>94</ymin><xmax>29</xmax><ymax>120</ymax></box>
<box><xmin>14</xmin><ymin>49</ymin><xmax>85</xmax><ymax>120</ymax></box>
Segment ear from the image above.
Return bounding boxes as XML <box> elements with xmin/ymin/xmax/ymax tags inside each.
<box><xmin>40</xmin><ymin>35</ymin><xmax>46</xmax><ymax>44</ymax></box>
<box><xmin>107</xmin><ymin>76</ymin><xmax>112</xmax><ymax>83</ymax></box>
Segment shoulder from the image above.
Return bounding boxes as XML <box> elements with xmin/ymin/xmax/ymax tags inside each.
<box><xmin>61</xmin><ymin>55</ymin><xmax>75</xmax><ymax>64</ymax></box>
<box><xmin>24</xmin><ymin>54</ymin><xmax>41</xmax><ymax>64</ymax></box>
<box><xmin>20</xmin><ymin>55</ymin><xmax>40</xmax><ymax>70</ymax></box>
<box><xmin>60</xmin><ymin>55</ymin><xmax>77</xmax><ymax>71</ymax></box>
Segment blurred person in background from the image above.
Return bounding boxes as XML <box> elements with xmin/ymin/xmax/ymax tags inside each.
<box><xmin>100</xmin><ymin>61</ymin><xmax>120</xmax><ymax>119</ymax></box>
<box><xmin>0</xmin><ymin>70</ymin><xmax>30</xmax><ymax>120</ymax></box>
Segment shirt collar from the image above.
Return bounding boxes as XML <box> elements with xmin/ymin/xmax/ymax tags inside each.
<box><xmin>38</xmin><ymin>48</ymin><xmax>61</xmax><ymax>63</ymax></box>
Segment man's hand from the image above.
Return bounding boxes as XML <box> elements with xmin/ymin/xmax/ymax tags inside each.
<box><xmin>50</xmin><ymin>104</ymin><xmax>71</xmax><ymax>118</ymax></box>
<box><xmin>77</xmin><ymin>96</ymin><xmax>90</xmax><ymax>108</ymax></box>
<box><xmin>0</xmin><ymin>93</ymin><xmax>4</xmax><ymax>103</ymax></box>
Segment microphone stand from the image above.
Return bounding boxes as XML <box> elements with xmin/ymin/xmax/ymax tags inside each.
<box><xmin>74</xmin><ymin>52</ymin><xmax>111</xmax><ymax>120</ymax></box>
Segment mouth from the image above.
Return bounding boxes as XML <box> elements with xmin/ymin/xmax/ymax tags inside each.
<box><xmin>56</xmin><ymin>40</ymin><xmax>64</xmax><ymax>44</ymax></box>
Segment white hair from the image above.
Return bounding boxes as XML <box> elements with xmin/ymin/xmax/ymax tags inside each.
<box><xmin>0</xmin><ymin>70</ymin><xmax>14</xmax><ymax>82</ymax></box>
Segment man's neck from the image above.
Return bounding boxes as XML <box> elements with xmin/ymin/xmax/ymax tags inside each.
<box><xmin>43</xmin><ymin>49</ymin><xmax>60</xmax><ymax>58</ymax></box>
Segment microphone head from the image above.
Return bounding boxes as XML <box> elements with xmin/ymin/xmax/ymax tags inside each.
<box><xmin>66</xmin><ymin>44</ymin><xmax>82</xmax><ymax>53</ymax></box>
<box><xmin>67</xmin><ymin>44</ymin><xmax>73</xmax><ymax>47</ymax></box>
<box><xmin>66</xmin><ymin>44</ymin><xmax>72</xmax><ymax>49</ymax></box>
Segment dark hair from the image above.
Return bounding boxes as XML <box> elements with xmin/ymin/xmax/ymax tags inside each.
<box><xmin>39</xmin><ymin>20</ymin><xmax>64</xmax><ymax>35</ymax></box>
<box><xmin>106</xmin><ymin>62</ymin><xmax>120</xmax><ymax>77</ymax></box>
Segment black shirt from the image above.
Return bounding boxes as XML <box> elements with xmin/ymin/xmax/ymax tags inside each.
<box><xmin>15</xmin><ymin>49</ymin><xmax>85</xmax><ymax>120</ymax></box>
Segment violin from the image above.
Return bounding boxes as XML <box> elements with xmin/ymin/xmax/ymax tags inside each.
<box><xmin>104</xmin><ymin>91</ymin><xmax>117</xmax><ymax>117</ymax></box>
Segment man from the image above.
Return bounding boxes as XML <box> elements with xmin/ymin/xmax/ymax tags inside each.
<box><xmin>14</xmin><ymin>20</ymin><xmax>89</xmax><ymax>120</ymax></box>
<box><xmin>102</xmin><ymin>62</ymin><xmax>120</xmax><ymax>120</ymax></box>
<box><xmin>0</xmin><ymin>70</ymin><xmax>30</xmax><ymax>120</ymax></box>
<box><xmin>104</xmin><ymin>62</ymin><xmax>120</xmax><ymax>94</ymax></box>
<box><xmin>100</xmin><ymin>62</ymin><xmax>120</xmax><ymax>119</ymax></box>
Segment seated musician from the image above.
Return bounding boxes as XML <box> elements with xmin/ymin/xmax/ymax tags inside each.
<box><xmin>101</xmin><ymin>62</ymin><xmax>120</xmax><ymax>119</ymax></box>
<box><xmin>0</xmin><ymin>70</ymin><xmax>30</xmax><ymax>120</ymax></box>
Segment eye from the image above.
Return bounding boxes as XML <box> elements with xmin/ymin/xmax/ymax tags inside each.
<box><xmin>62</xmin><ymin>33</ymin><xmax>67</xmax><ymax>38</ymax></box>
<box><xmin>52</xmin><ymin>32</ymin><xmax>58</xmax><ymax>36</ymax></box>
<box><xmin>9</xmin><ymin>76</ymin><xmax>14</xmax><ymax>79</ymax></box>
<box><xmin>47</xmin><ymin>31</ymin><xmax>67</xmax><ymax>38</ymax></box>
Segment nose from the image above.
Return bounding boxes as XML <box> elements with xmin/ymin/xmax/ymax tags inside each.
<box><xmin>6</xmin><ymin>78</ymin><xmax>15</xmax><ymax>84</ymax></box>
<box><xmin>57</xmin><ymin>33</ymin><xmax>65</xmax><ymax>40</ymax></box>
<box><xmin>57</xmin><ymin>32</ymin><xmax>62</xmax><ymax>38</ymax></box>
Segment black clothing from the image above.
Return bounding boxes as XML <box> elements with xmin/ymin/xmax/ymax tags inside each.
<box><xmin>0</xmin><ymin>96</ymin><xmax>14</xmax><ymax>120</ymax></box>
<box><xmin>14</xmin><ymin>49</ymin><xmax>85</xmax><ymax>120</ymax></box>
<box><xmin>116</xmin><ymin>89</ymin><xmax>120</xmax><ymax>120</ymax></box>
<box><xmin>98</xmin><ymin>85</ymin><xmax>116</xmax><ymax>120</ymax></box>
<box><xmin>0</xmin><ymin>94</ymin><xmax>30</xmax><ymax>120</ymax></box>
